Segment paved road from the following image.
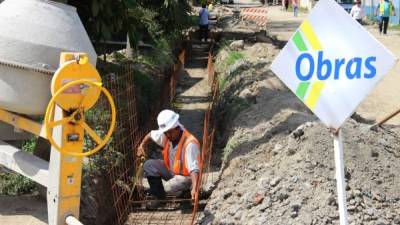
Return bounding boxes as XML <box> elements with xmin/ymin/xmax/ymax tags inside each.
<box><xmin>266</xmin><ymin>5</ymin><xmax>400</xmax><ymax>125</ymax></box>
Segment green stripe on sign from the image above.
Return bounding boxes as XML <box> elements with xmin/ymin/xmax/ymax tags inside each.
<box><xmin>296</xmin><ymin>82</ymin><xmax>310</xmax><ymax>100</ymax></box>
<box><xmin>292</xmin><ymin>31</ymin><xmax>308</xmax><ymax>51</ymax></box>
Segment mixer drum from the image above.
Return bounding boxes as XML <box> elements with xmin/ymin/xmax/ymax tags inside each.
<box><xmin>0</xmin><ymin>0</ymin><xmax>97</xmax><ymax>115</ymax></box>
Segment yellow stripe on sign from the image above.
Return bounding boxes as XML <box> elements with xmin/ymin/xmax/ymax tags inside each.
<box><xmin>305</xmin><ymin>81</ymin><xmax>325</xmax><ymax>110</ymax></box>
<box><xmin>300</xmin><ymin>19</ymin><xmax>322</xmax><ymax>51</ymax></box>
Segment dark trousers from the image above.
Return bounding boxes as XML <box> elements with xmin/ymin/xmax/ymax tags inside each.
<box><xmin>199</xmin><ymin>24</ymin><xmax>209</xmax><ymax>41</ymax></box>
<box><xmin>379</xmin><ymin>17</ymin><xmax>389</xmax><ymax>34</ymax></box>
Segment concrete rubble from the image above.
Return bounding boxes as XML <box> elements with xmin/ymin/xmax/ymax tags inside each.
<box><xmin>200</xmin><ymin>41</ymin><xmax>400</xmax><ymax>225</ymax></box>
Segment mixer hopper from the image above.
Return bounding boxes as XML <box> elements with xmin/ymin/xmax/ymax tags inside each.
<box><xmin>0</xmin><ymin>0</ymin><xmax>97</xmax><ymax>116</ymax></box>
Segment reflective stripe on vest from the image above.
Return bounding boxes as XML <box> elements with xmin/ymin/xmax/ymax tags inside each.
<box><xmin>161</xmin><ymin>129</ymin><xmax>200</xmax><ymax>176</ymax></box>
<box><xmin>380</xmin><ymin>1</ymin><xmax>393</xmax><ymax>16</ymax></box>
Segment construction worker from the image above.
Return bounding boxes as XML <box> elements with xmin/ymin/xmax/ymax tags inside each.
<box><xmin>375</xmin><ymin>0</ymin><xmax>396</xmax><ymax>34</ymax></box>
<box><xmin>137</xmin><ymin>109</ymin><xmax>201</xmax><ymax>209</ymax></box>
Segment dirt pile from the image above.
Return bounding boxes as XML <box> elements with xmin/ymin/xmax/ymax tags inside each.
<box><xmin>200</xmin><ymin>42</ymin><xmax>400</xmax><ymax>225</ymax></box>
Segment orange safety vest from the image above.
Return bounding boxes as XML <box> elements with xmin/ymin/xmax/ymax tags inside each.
<box><xmin>162</xmin><ymin>129</ymin><xmax>201</xmax><ymax>176</ymax></box>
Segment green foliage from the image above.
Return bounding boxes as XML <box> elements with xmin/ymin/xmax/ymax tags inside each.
<box><xmin>225</xmin><ymin>51</ymin><xmax>244</xmax><ymax>66</ymax></box>
<box><xmin>22</xmin><ymin>138</ymin><xmax>37</xmax><ymax>153</ymax></box>
<box><xmin>83</xmin><ymin>107</ymin><xmax>124</xmax><ymax>172</ymax></box>
<box><xmin>391</xmin><ymin>24</ymin><xmax>400</xmax><ymax>30</ymax></box>
<box><xmin>69</xmin><ymin>0</ymin><xmax>192</xmax><ymax>51</ymax></box>
<box><xmin>133</xmin><ymin>70</ymin><xmax>158</xmax><ymax>100</ymax></box>
<box><xmin>0</xmin><ymin>137</ymin><xmax>39</xmax><ymax>196</ymax></box>
<box><xmin>218</xmin><ymin>74</ymin><xmax>228</xmax><ymax>92</ymax></box>
<box><xmin>0</xmin><ymin>173</ymin><xmax>36</xmax><ymax>196</ymax></box>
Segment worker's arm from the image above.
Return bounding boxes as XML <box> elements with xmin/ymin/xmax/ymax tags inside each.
<box><xmin>190</xmin><ymin>171</ymin><xmax>199</xmax><ymax>200</ymax></box>
<box><xmin>392</xmin><ymin>4</ymin><xmax>396</xmax><ymax>16</ymax></box>
<box><xmin>137</xmin><ymin>132</ymin><xmax>152</xmax><ymax>157</ymax></box>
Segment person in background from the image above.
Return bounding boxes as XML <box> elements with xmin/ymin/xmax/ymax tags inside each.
<box><xmin>292</xmin><ymin>0</ymin><xmax>298</xmax><ymax>17</ymax></box>
<box><xmin>350</xmin><ymin>0</ymin><xmax>364</xmax><ymax>24</ymax></box>
<box><xmin>199</xmin><ymin>3</ymin><xmax>210</xmax><ymax>42</ymax></box>
<box><xmin>284</xmin><ymin>0</ymin><xmax>289</xmax><ymax>11</ymax></box>
<box><xmin>375</xmin><ymin>0</ymin><xmax>396</xmax><ymax>34</ymax></box>
<box><xmin>208</xmin><ymin>2</ymin><xmax>213</xmax><ymax>11</ymax></box>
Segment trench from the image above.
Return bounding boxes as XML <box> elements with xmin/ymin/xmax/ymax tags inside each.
<box><xmin>122</xmin><ymin>41</ymin><xmax>218</xmax><ymax>225</ymax></box>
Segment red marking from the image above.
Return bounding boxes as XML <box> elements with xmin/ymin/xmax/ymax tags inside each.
<box><xmin>63</xmin><ymin>85</ymin><xmax>82</xmax><ymax>94</ymax></box>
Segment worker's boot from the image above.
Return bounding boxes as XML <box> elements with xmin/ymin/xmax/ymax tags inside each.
<box><xmin>146</xmin><ymin>176</ymin><xmax>166</xmax><ymax>210</ymax></box>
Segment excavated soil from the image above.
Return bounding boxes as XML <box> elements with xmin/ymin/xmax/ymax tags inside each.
<box><xmin>199</xmin><ymin>40</ymin><xmax>400</xmax><ymax>225</ymax></box>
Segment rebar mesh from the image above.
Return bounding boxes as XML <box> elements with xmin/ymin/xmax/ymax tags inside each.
<box><xmin>93</xmin><ymin>46</ymin><xmax>220</xmax><ymax>225</ymax></box>
<box><xmin>94</xmin><ymin>49</ymin><xmax>185</xmax><ymax>225</ymax></box>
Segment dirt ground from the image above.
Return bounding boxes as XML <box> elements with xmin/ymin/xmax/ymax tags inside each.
<box><xmin>199</xmin><ymin>4</ymin><xmax>400</xmax><ymax>225</ymax></box>
<box><xmin>0</xmin><ymin>195</ymin><xmax>47</xmax><ymax>225</ymax></box>
<box><xmin>2</xmin><ymin>3</ymin><xmax>400</xmax><ymax>225</ymax></box>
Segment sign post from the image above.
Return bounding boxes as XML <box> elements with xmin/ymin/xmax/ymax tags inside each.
<box><xmin>333</xmin><ymin>129</ymin><xmax>348</xmax><ymax>225</ymax></box>
<box><xmin>270</xmin><ymin>0</ymin><xmax>397</xmax><ymax>223</ymax></box>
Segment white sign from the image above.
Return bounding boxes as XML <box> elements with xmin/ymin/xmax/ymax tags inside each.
<box><xmin>271</xmin><ymin>0</ymin><xmax>397</xmax><ymax>129</ymax></box>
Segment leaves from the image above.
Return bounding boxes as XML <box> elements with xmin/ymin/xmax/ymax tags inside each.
<box><xmin>69</xmin><ymin>0</ymin><xmax>192</xmax><ymax>50</ymax></box>
<box><xmin>92</xmin><ymin>0</ymin><xmax>100</xmax><ymax>17</ymax></box>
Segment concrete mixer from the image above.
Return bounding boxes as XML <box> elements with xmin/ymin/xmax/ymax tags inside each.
<box><xmin>0</xmin><ymin>1</ymin><xmax>117</xmax><ymax>225</ymax></box>
<box><xmin>0</xmin><ymin>0</ymin><xmax>96</xmax><ymax>116</ymax></box>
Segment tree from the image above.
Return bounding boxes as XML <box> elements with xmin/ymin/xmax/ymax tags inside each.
<box><xmin>66</xmin><ymin>0</ymin><xmax>193</xmax><ymax>51</ymax></box>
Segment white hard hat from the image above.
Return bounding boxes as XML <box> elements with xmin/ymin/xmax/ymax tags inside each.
<box><xmin>157</xmin><ymin>109</ymin><xmax>180</xmax><ymax>133</ymax></box>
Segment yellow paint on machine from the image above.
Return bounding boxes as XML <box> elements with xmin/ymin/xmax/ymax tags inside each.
<box><xmin>0</xmin><ymin>108</ymin><xmax>46</xmax><ymax>138</ymax></box>
<box><xmin>305</xmin><ymin>81</ymin><xmax>325</xmax><ymax>110</ymax></box>
<box><xmin>300</xmin><ymin>19</ymin><xmax>322</xmax><ymax>51</ymax></box>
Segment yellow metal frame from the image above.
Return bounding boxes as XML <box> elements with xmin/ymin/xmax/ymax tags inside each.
<box><xmin>44</xmin><ymin>79</ymin><xmax>116</xmax><ymax>157</ymax></box>
<box><xmin>51</xmin><ymin>57</ymin><xmax>101</xmax><ymax>111</ymax></box>
<box><xmin>0</xmin><ymin>52</ymin><xmax>117</xmax><ymax>225</ymax></box>
<box><xmin>0</xmin><ymin>109</ymin><xmax>46</xmax><ymax>138</ymax></box>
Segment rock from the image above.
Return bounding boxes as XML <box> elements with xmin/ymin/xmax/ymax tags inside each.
<box><xmin>272</xmin><ymin>143</ymin><xmax>283</xmax><ymax>155</ymax></box>
<box><xmin>253</xmin><ymin>193</ymin><xmax>264</xmax><ymax>205</ymax></box>
<box><xmin>327</xmin><ymin>194</ymin><xmax>336</xmax><ymax>206</ymax></box>
<box><xmin>348</xmin><ymin>205</ymin><xmax>357</xmax><ymax>211</ymax></box>
<box><xmin>287</xmin><ymin>138</ymin><xmax>298</xmax><ymax>156</ymax></box>
<box><xmin>354</xmin><ymin>189</ymin><xmax>362</xmax><ymax>197</ymax></box>
<box><xmin>290</xmin><ymin>211</ymin><xmax>298</xmax><ymax>218</ymax></box>
<box><xmin>229</xmin><ymin>40</ymin><xmax>244</xmax><ymax>50</ymax></box>
<box><xmin>376</xmin><ymin>219</ymin><xmax>390</xmax><ymax>225</ymax></box>
<box><xmin>259</xmin><ymin>199</ymin><xmax>272</xmax><ymax>212</ymax></box>
<box><xmin>228</xmin><ymin>205</ymin><xmax>241</xmax><ymax>216</ymax></box>
<box><xmin>258</xmin><ymin>177</ymin><xmax>270</xmax><ymax>190</ymax></box>
<box><xmin>377</xmin><ymin>138</ymin><xmax>387</xmax><ymax>147</ymax></box>
<box><xmin>291</xmin><ymin>176</ymin><xmax>299</xmax><ymax>183</ymax></box>
<box><xmin>291</xmin><ymin>202</ymin><xmax>301</xmax><ymax>212</ymax></box>
<box><xmin>372</xmin><ymin>192</ymin><xmax>384</xmax><ymax>202</ymax></box>
<box><xmin>223</xmin><ymin>190</ymin><xmax>233</xmax><ymax>200</ymax></box>
<box><xmin>292</xmin><ymin>127</ymin><xmax>304</xmax><ymax>139</ymax></box>
<box><xmin>270</xmin><ymin>177</ymin><xmax>281</xmax><ymax>187</ymax></box>
<box><xmin>371</xmin><ymin>149</ymin><xmax>379</xmax><ymax>157</ymax></box>
<box><xmin>277</xmin><ymin>192</ymin><xmax>289</xmax><ymax>201</ymax></box>
<box><xmin>239</xmin><ymin>88</ymin><xmax>252</xmax><ymax>99</ymax></box>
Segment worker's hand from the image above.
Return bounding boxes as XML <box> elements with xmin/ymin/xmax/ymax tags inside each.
<box><xmin>136</xmin><ymin>144</ymin><xmax>145</xmax><ymax>158</ymax></box>
<box><xmin>191</xmin><ymin>187</ymin><xmax>197</xmax><ymax>201</ymax></box>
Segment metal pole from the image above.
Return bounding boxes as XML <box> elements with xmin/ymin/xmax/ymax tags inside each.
<box><xmin>65</xmin><ymin>215</ymin><xmax>84</xmax><ymax>225</ymax></box>
<box><xmin>333</xmin><ymin>129</ymin><xmax>348</xmax><ymax>225</ymax></box>
<box><xmin>126</xmin><ymin>34</ymin><xmax>133</xmax><ymax>59</ymax></box>
<box><xmin>373</xmin><ymin>108</ymin><xmax>400</xmax><ymax>127</ymax></box>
